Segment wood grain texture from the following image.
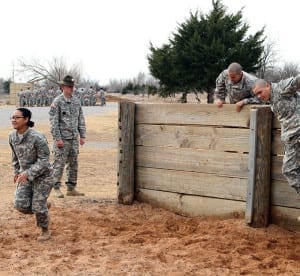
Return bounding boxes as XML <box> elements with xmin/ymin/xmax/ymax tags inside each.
<box><xmin>136</xmin><ymin>188</ymin><xmax>245</xmax><ymax>218</ymax></box>
<box><xmin>136</xmin><ymin>167</ymin><xmax>247</xmax><ymax>201</ymax></box>
<box><xmin>135</xmin><ymin>103</ymin><xmax>251</xmax><ymax>127</ymax></box>
<box><xmin>136</xmin><ymin>146</ymin><xmax>249</xmax><ymax>178</ymax></box>
<box><xmin>136</xmin><ymin>124</ymin><xmax>250</xmax><ymax>152</ymax></box>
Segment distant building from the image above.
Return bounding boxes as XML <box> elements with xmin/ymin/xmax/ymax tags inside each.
<box><xmin>10</xmin><ymin>82</ymin><xmax>33</xmax><ymax>105</ymax></box>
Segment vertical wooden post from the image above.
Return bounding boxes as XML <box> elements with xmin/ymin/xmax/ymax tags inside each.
<box><xmin>246</xmin><ymin>106</ymin><xmax>272</xmax><ymax>227</ymax></box>
<box><xmin>117</xmin><ymin>101</ymin><xmax>135</xmax><ymax>204</ymax></box>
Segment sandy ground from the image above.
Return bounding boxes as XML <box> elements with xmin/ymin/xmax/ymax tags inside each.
<box><xmin>1</xmin><ymin>94</ymin><xmax>300</xmax><ymax>275</ymax></box>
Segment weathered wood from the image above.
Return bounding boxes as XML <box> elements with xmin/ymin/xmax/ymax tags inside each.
<box><xmin>136</xmin><ymin>103</ymin><xmax>251</xmax><ymax>128</ymax></box>
<box><xmin>136</xmin><ymin>167</ymin><xmax>247</xmax><ymax>201</ymax></box>
<box><xmin>246</xmin><ymin>106</ymin><xmax>272</xmax><ymax>227</ymax></box>
<box><xmin>272</xmin><ymin>130</ymin><xmax>284</xmax><ymax>155</ymax></box>
<box><xmin>245</xmin><ymin>109</ymin><xmax>258</xmax><ymax>224</ymax></box>
<box><xmin>137</xmin><ymin>188</ymin><xmax>245</xmax><ymax>218</ymax></box>
<box><xmin>136</xmin><ymin>146</ymin><xmax>249</xmax><ymax>178</ymax></box>
<box><xmin>117</xmin><ymin>101</ymin><xmax>135</xmax><ymax>204</ymax></box>
<box><xmin>272</xmin><ymin>116</ymin><xmax>281</xmax><ymax>130</ymax></box>
<box><xmin>136</xmin><ymin>124</ymin><xmax>250</xmax><ymax>152</ymax></box>
<box><xmin>271</xmin><ymin>206</ymin><xmax>300</xmax><ymax>232</ymax></box>
<box><xmin>271</xmin><ymin>179</ymin><xmax>300</xmax><ymax>208</ymax></box>
<box><xmin>271</xmin><ymin>155</ymin><xmax>285</xmax><ymax>181</ymax></box>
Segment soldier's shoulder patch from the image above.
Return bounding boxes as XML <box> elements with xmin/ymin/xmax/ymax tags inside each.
<box><xmin>50</xmin><ymin>102</ymin><xmax>57</xmax><ymax>108</ymax></box>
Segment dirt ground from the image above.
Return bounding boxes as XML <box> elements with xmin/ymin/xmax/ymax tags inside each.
<box><xmin>1</xmin><ymin>94</ymin><xmax>300</xmax><ymax>275</ymax></box>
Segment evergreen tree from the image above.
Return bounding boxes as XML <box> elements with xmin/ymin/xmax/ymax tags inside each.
<box><xmin>148</xmin><ymin>0</ymin><xmax>265</xmax><ymax>102</ymax></box>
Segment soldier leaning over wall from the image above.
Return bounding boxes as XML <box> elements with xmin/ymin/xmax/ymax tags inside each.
<box><xmin>252</xmin><ymin>75</ymin><xmax>300</xmax><ymax>215</ymax></box>
<box><xmin>214</xmin><ymin>62</ymin><xmax>263</xmax><ymax>112</ymax></box>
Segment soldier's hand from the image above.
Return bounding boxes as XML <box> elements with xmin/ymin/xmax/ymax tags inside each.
<box><xmin>16</xmin><ymin>172</ymin><xmax>28</xmax><ymax>185</ymax></box>
<box><xmin>14</xmin><ymin>174</ymin><xmax>20</xmax><ymax>183</ymax></box>
<box><xmin>80</xmin><ymin>137</ymin><xmax>85</xmax><ymax>146</ymax></box>
<box><xmin>215</xmin><ymin>99</ymin><xmax>225</xmax><ymax>108</ymax></box>
<box><xmin>235</xmin><ymin>100</ymin><xmax>245</xmax><ymax>112</ymax></box>
<box><xmin>56</xmin><ymin>139</ymin><xmax>64</xmax><ymax>148</ymax></box>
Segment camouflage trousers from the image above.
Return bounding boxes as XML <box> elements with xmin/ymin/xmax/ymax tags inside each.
<box><xmin>282</xmin><ymin>138</ymin><xmax>300</xmax><ymax>194</ymax></box>
<box><xmin>52</xmin><ymin>139</ymin><xmax>79</xmax><ymax>189</ymax></box>
<box><xmin>14</xmin><ymin>173</ymin><xmax>52</xmax><ymax>229</ymax></box>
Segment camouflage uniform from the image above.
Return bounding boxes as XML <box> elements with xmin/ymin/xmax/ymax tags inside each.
<box><xmin>49</xmin><ymin>93</ymin><xmax>86</xmax><ymax>189</ymax></box>
<box><xmin>9</xmin><ymin>128</ymin><xmax>53</xmax><ymax>229</ymax></box>
<box><xmin>270</xmin><ymin>75</ymin><xmax>300</xmax><ymax>193</ymax></box>
<box><xmin>215</xmin><ymin>70</ymin><xmax>261</xmax><ymax>104</ymax></box>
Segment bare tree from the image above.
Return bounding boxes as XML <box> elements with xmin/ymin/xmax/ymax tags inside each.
<box><xmin>17</xmin><ymin>56</ymin><xmax>82</xmax><ymax>85</ymax></box>
<box><xmin>279</xmin><ymin>62</ymin><xmax>300</xmax><ymax>79</ymax></box>
<box><xmin>257</xmin><ymin>39</ymin><xmax>278</xmax><ymax>79</ymax></box>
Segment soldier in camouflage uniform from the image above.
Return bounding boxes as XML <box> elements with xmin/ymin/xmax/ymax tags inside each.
<box><xmin>252</xmin><ymin>76</ymin><xmax>300</xmax><ymax>199</ymax></box>
<box><xmin>9</xmin><ymin>108</ymin><xmax>53</xmax><ymax>241</ymax></box>
<box><xmin>49</xmin><ymin>75</ymin><xmax>86</xmax><ymax>198</ymax></box>
<box><xmin>214</xmin><ymin>62</ymin><xmax>263</xmax><ymax>112</ymax></box>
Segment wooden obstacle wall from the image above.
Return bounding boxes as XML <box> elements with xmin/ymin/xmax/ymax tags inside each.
<box><xmin>134</xmin><ymin>103</ymin><xmax>250</xmax><ymax>218</ymax></box>
<box><xmin>117</xmin><ymin>102</ymin><xmax>300</xmax><ymax>231</ymax></box>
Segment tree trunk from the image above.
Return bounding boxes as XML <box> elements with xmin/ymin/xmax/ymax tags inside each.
<box><xmin>180</xmin><ymin>91</ymin><xmax>188</xmax><ymax>103</ymax></box>
<box><xmin>207</xmin><ymin>88</ymin><xmax>214</xmax><ymax>104</ymax></box>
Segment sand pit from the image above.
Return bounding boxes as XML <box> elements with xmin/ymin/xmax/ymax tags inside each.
<box><xmin>1</xmin><ymin>99</ymin><xmax>300</xmax><ymax>275</ymax></box>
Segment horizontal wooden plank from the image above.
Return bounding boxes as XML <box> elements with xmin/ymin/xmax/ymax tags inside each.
<box><xmin>136</xmin><ymin>146</ymin><xmax>249</xmax><ymax>178</ymax></box>
<box><xmin>136</xmin><ymin>188</ymin><xmax>245</xmax><ymax>218</ymax></box>
<box><xmin>271</xmin><ymin>206</ymin><xmax>300</xmax><ymax>232</ymax></box>
<box><xmin>272</xmin><ymin>130</ymin><xmax>284</xmax><ymax>155</ymax></box>
<box><xmin>136</xmin><ymin>167</ymin><xmax>247</xmax><ymax>201</ymax></box>
<box><xmin>135</xmin><ymin>103</ymin><xmax>251</xmax><ymax>128</ymax></box>
<box><xmin>136</xmin><ymin>124</ymin><xmax>250</xmax><ymax>152</ymax></box>
<box><xmin>271</xmin><ymin>179</ymin><xmax>299</xmax><ymax>208</ymax></box>
<box><xmin>272</xmin><ymin>116</ymin><xmax>281</xmax><ymax>130</ymax></box>
<box><xmin>271</xmin><ymin>156</ymin><xmax>285</xmax><ymax>181</ymax></box>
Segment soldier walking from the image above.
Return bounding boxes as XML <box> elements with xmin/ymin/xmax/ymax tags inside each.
<box><xmin>9</xmin><ymin>108</ymin><xmax>53</xmax><ymax>241</ymax></box>
<box><xmin>49</xmin><ymin>75</ymin><xmax>86</xmax><ymax>198</ymax></box>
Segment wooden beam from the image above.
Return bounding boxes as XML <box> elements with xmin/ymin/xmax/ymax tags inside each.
<box><xmin>136</xmin><ymin>167</ymin><xmax>247</xmax><ymax>201</ymax></box>
<box><xmin>271</xmin><ymin>179</ymin><xmax>300</xmax><ymax>208</ymax></box>
<box><xmin>271</xmin><ymin>206</ymin><xmax>300</xmax><ymax>232</ymax></box>
<box><xmin>136</xmin><ymin>103</ymin><xmax>251</xmax><ymax>128</ymax></box>
<box><xmin>136</xmin><ymin>146</ymin><xmax>249</xmax><ymax>178</ymax></box>
<box><xmin>246</xmin><ymin>106</ymin><xmax>272</xmax><ymax>227</ymax></box>
<box><xmin>136</xmin><ymin>124</ymin><xmax>250</xmax><ymax>152</ymax></box>
<box><xmin>272</xmin><ymin>130</ymin><xmax>284</xmax><ymax>155</ymax></box>
<box><xmin>117</xmin><ymin>101</ymin><xmax>135</xmax><ymax>204</ymax></box>
<box><xmin>137</xmin><ymin>188</ymin><xmax>245</xmax><ymax>218</ymax></box>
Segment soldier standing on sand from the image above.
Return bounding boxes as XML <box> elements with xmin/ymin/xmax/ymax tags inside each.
<box><xmin>214</xmin><ymin>62</ymin><xmax>263</xmax><ymax>112</ymax></box>
<box><xmin>9</xmin><ymin>108</ymin><xmax>53</xmax><ymax>241</ymax></box>
<box><xmin>252</xmin><ymin>76</ymin><xmax>300</xmax><ymax>202</ymax></box>
<box><xmin>49</xmin><ymin>75</ymin><xmax>86</xmax><ymax>198</ymax></box>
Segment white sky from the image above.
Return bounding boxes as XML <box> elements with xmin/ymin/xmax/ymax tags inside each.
<box><xmin>1</xmin><ymin>0</ymin><xmax>299</xmax><ymax>85</ymax></box>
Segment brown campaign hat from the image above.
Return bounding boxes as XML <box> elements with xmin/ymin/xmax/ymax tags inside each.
<box><xmin>59</xmin><ymin>75</ymin><xmax>75</xmax><ymax>87</ymax></box>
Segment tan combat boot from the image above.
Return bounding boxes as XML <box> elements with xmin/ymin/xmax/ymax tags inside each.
<box><xmin>53</xmin><ymin>188</ymin><xmax>64</xmax><ymax>198</ymax></box>
<box><xmin>66</xmin><ymin>187</ymin><xmax>85</xmax><ymax>196</ymax></box>
<box><xmin>37</xmin><ymin>228</ymin><xmax>51</xmax><ymax>242</ymax></box>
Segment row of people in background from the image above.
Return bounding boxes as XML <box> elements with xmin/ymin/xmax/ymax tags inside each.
<box><xmin>17</xmin><ymin>86</ymin><xmax>106</xmax><ymax>107</ymax></box>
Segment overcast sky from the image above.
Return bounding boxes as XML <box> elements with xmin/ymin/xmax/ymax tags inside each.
<box><xmin>1</xmin><ymin>0</ymin><xmax>299</xmax><ymax>85</ymax></box>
